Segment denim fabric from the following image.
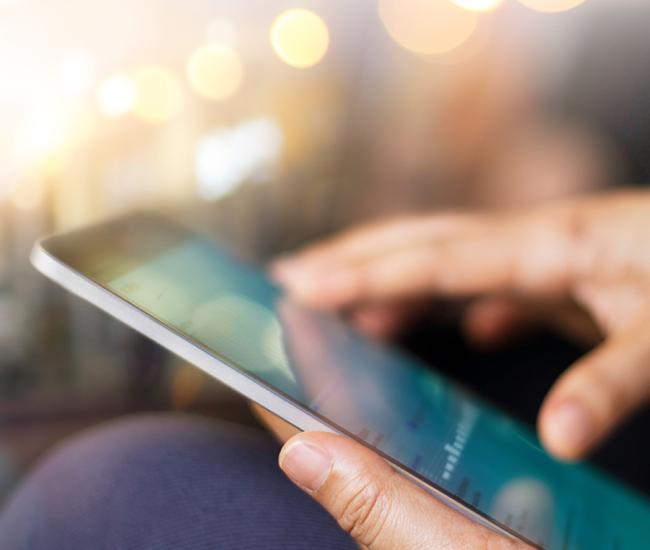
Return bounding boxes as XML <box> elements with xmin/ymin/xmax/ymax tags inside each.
<box><xmin>0</xmin><ymin>414</ymin><xmax>355</xmax><ymax>550</ymax></box>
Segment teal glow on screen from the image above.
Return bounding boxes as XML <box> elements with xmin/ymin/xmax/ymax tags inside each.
<box><xmin>107</xmin><ymin>238</ymin><xmax>650</xmax><ymax>549</ymax></box>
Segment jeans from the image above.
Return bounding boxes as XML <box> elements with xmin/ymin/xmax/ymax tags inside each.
<box><xmin>0</xmin><ymin>414</ymin><xmax>355</xmax><ymax>550</ymax></box>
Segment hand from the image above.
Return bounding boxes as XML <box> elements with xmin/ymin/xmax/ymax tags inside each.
<box><xmin>278</xmin><ymin>431</ymin><xmax>527</xmax><ymax>549</ymax></box>
<box><xmin>272</xmin><ymin>191</ymin><xmax>650</xmax><ymax>460</ymax></box>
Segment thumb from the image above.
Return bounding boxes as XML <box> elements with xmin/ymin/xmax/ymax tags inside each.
<box><xmin>279</xmin><ymin>432</ymin><xmax>525</xmax><ymax>549</ymax></box>
<box><xmin>539</xmin><ymin>319</ymin><xmax>650</xmax><ymax>461</ymax></box>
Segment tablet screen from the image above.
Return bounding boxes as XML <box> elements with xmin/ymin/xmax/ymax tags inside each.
<box><xmin>49</xmin><ymin>217</ymin><xmax>650</xmax><ymax>549</ymax></box>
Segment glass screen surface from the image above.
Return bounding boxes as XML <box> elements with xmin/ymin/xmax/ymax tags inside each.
<box><xmin>83</xmin><ymin>231</ymin><xmax>649</xmax><ymax>550</ymax></box>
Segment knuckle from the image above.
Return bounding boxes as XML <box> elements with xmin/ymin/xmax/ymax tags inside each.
<box><xmin>337</xmin><ymin>476</ymin><xmax>391</xmax><ymax>548</ymax></box>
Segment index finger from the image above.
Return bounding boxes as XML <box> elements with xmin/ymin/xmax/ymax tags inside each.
<box><xmin>277</xmin><ymin>207</ymin><xmax>577</xmax><ymax>310</ymax></box>
<box><xmin>272</xmin><ymin>213</ymin><xmax>479</xmax><ymax>278</ymax></box>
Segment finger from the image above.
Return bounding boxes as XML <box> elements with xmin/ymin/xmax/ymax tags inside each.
<box><xmin>271</xmin><ymin>214</ymin><xmax>477</xmax><ymax>280</ymax></box>
<box><xmin>350</xmin><ymin>301</ymin><xmax>428</xmax><ymax>341</ymax></box>
<box><xmin>279</xmin><ymin>432</ymin><xmax>526</xmax><ymax>549</ymax></box>
<box><xmin>462</xmin><ymin>297</ymin><xmax>536</xmax><ymax>349</ymax></box>
<box><xmin>575</xmin><ymin>280</ymin><xmax>650</xmax><ymax>336</ymax></box>
<box><xmin>280</xmin><ymin>211</ymin><xmax>576</xmax><ymax>310</ymax></box>
<box><xmin>251</xmin><ymin>403</ymin><xmax>299</xmax><ymax>443</ymax></box>
<box><xmin>350</xmin><ymin>307</ymin><xmax>403</xmax><ymax>340</ymax></box>
<box><xmin>538</xmin><ymin>318</ymin><xmax>650</xmax><ymax>461</ymax></box>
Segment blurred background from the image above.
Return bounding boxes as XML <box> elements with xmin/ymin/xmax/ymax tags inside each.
<box><xmin>2</xmin><ymin>0</ymin><xmax>650</xmax><ymax>503</ymax></box>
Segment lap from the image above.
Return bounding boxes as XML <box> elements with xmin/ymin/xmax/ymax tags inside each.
<box><xmin>0</xmin><ymin>414</ymin><xmax>355</xmax><ymax>550</ymax></box>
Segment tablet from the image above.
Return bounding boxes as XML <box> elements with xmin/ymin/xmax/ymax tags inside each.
<box><xmin>31</xmin><ymin>212</ymin><xmax>650</xmax><ymax>549</ymax></box>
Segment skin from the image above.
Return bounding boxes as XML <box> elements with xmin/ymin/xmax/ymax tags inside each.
<box><xmin>262</xmin><ymin>191</ymin><xmax>650</xmax><ymax>549</ymax></box>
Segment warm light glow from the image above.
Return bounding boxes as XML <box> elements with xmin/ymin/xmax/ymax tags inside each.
<box><xmin>452</xmin><ymin>0</ymin><xmax>504</xmax><ymax>12</ymax></box>
<box><xmin>379</xmin><ymin>0</ymin><xmax>478</xmax><ymax>56</ymax></box>
<box><xmin>132</xmin><ymin>66</ymin><xmax>183</xmax><ymax>124</ymax></box>
<box><xmin>187</xmin><ymin>45</ymin><xmax>244</xmax><ymax>101</ymax></box>
<box><xmin>12</xmin><ymin>98</ymin><xmax>69</xmax><ymax>164</ymax></box>
<box><xmin>516</xmin><ymin>0</ymin><xmax>587</xmax><ymax>13</ymax></box>
<box><xmin>10</xmin><ymin>180</ymin><xmax>43</xmax><ymax>211</ymax></box>
<box><xmin>206</xmin><ymin>18</ymin><xmax>238</xmax><ymax>47</ymax></box>
<box><xmin>58</xmin><ymin>51</ymin><xmax>96</xmax><ymax>97</ymax></box>
<box><xmin>270</xmin><ymin>9</ymin><xmax>329</xmax><ymax>69</ymax></box>
<box><xmin>96</xmin><ymin>74</ymin><xmax>136</xmax><ymax>117</ymax></box>
<box><xmin>426</xmin><ymin>15</ymin><xmax>492</xmax><ymax>65</ymax></box>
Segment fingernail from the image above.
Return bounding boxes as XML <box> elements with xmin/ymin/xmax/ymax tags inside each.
<box><xmin>280</xmin><ymin>440</ymin><xmax>333</xmax><ymax>493</ymax></box>
<box><xmin>546</xmin><ymin>400</ymin><xmax>595</xmax><ymax>454</ymax></box>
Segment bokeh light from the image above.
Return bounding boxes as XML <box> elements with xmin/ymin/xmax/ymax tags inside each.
<box><xmin>132</xmin><ymin>66</ymin><xmax>183</xmax><ymax>124</ymax></box>
<box><xmin>426</xmin><ymin>14</ymin><xmax>492</xmax><ymax>65</ymax></box>
<box><xmin>187</xmin><ymin>45</ymin><xmax>244</xmax><ymax>102</ymax></box>
<box><xmin>270</xmin><ymin>9</ymin><xmax>329</xmax><ymax>69</ymax></box>
<box><xmin>516</xmin><ymin>0</ymin><xmax>587</xmax><ymax>13</ymax></box>
<box><xmin>379</xmin><ymin>0</ymin><xmax>478</xmax><ymax>56</ymax></box>
<box><xmin>96</xmin><ymin>74</ymin><xmax>136</xmax><ymax>117</ymax></box>
<box><xmin>452</xmin><ymin>0</ymin><xmax>504</xmax><ymax>12</ymax></box>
